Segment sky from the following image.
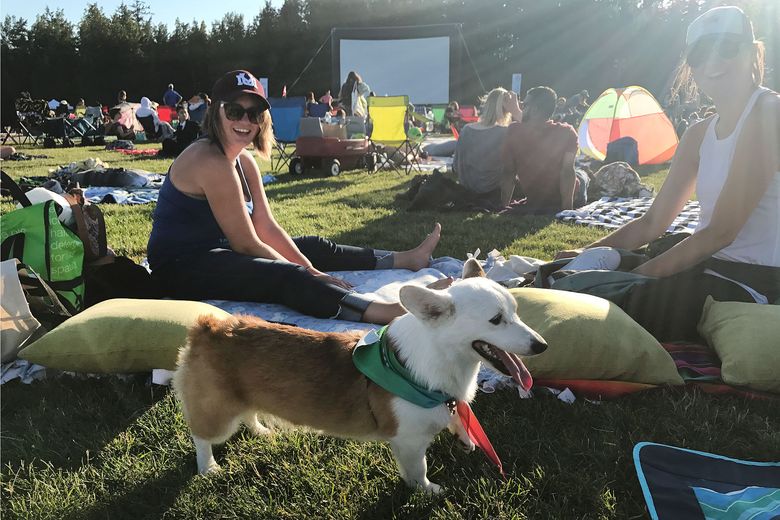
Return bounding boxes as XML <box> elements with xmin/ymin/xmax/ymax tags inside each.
<box><xmin>1</xmin><ymin>0</ymin><xmax>284</xmax><ymax>29</ymax></box>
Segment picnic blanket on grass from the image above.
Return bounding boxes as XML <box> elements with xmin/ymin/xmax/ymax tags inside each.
<box><xmin>111</xmin><ymin>148</ymin><xmax>160</xmax><ymax>157</ymax></box>
<box><xmin>207</xmin><ymin>265</ymin><xmax>450</xmax><ymax>333</ymax></box>
<box><xmin>85</xmin><ymin>187</ymin><xmax>161</xmax><ymax>205</ymax></box>
<box><xmin>83</xmin><ymin>174</ymin><xmax>277</xmax><ymax>205</ymax></box>
<box><xmin>557</xmin><ymin>197</ymin><xmax>700</xmax><ymax>234</ymax></box>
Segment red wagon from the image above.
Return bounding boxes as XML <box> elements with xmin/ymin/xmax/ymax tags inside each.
<box><xmin>289</xmin><ymin>118</ymin><xmax>372</xmax><ymax>176</ymax></box>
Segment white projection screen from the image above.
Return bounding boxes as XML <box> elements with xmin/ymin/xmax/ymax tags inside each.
<box><xmin>332</xmin><ymin>26</ymin><xmax>461</xmax><ymax>105</ymax></box>
<box><xmin>339</xmin><ymin>37</ymin><xmax>450</xmax><ymax>104</ymax></box>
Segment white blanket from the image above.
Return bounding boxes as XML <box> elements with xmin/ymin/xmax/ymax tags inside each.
<box><xmin>207</xmin><ymin>267</ymin><xmax>447</xmax><ymax>333</ymax></box>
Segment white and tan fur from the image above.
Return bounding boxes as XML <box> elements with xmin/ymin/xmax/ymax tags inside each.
<box><xmin>173</xmin><ymin>259</ymin><xmax>546</xmax><ymax>493</ymax></box>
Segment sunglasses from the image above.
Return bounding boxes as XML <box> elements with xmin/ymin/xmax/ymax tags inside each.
<box><xmin>221</xmin><ymin>102</ymin><xmax>265</xmax><ymax>123</ymax></box>
<box><xmin>686</xmin><ymin>38</ymin><xmax>746</xmax><ymax>69</ymax></box>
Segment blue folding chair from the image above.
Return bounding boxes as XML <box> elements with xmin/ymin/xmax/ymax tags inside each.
<box><xmin>268</xmin><ymin>97</ymin><xmax>306</xmax><ymax>171</ymax></box>
<box><xmin>307</xmin><ymin>103</ymin><xmax>330</xmax><ymax>118</ymax></box>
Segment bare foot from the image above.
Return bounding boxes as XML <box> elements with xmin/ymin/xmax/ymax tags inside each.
<box><xmin>362</xmin><ymin>302</ymin><xmax>407</xmax><ymax>324</ymax></box>
<box><xmin>394</xmin><ymin>223</ymin><xmax>441</xmax><ymax>271</ymax></box>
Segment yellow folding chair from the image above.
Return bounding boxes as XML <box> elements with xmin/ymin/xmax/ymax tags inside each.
<box><xmin>367</xmin><ymin>95</ymin><xmax>423</xmax><ymax>175</ymax></box>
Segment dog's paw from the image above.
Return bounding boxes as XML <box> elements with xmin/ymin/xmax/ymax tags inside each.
<box><xmin>248</xmin><ymin>422</ymin><xmax>271</xmax><ymax>436</ymax></box>
<box><xmin>422</xmin><ymin>481</ymin><xmax>443</xmax><ymax>494</ymax></box>
<box><xmin>243</xmin><ymin>413</ymin><xmax>271</xmax><ymax>436</ymax></box>
<box><xmin>198</xmin><ymin>462</ymin><xmax>222</xmax><ymax>475</ymax></box>
<box><xmin>458</xmin><ymin>438</ymin><xmax>476</xmax><ymax>453</ymax></box>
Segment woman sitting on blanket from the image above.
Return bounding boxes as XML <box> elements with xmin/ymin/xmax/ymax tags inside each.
<box><xmin>556</xmin><ymin>6</ymin><xmax>779</xmax><ymax>341</ymax></box>
<box><xmin>454</xmin><ymin>87</ymin><xmax>521</xmax><ymax>209</ymax></box>
<box><xmin>147</xmin><ymin>70</ymin><xmax>441</xmax><ymax>325</ymax></box>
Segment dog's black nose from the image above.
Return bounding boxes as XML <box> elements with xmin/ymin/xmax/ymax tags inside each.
<box><xmin>531</xmin><ymin>339</ymin><xmax>547</xmax><ymax>355</ymax></box>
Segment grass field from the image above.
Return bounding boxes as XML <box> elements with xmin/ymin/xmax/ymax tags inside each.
<box><xmin>1</xmin><ymin>143</ymin><xmax>778</xmax><ymax>519</ymax></box>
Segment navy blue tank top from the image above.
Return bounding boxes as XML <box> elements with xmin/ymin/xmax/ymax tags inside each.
<box><xmin>147</xmin><ymin>159</ymin><xmax>254</xmax><ymax>271</ymax></box>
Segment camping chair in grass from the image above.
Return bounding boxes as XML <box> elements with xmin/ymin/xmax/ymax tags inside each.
<box><xmin>307</xmin><ymin>103</ymin><xmax>330</xmax><ymax>118</ymax></box>
<box><xmin>137</xmin><ymin>115</ymin><xmax>163</xmax><ymax>141</ymax></box>
<box><xmin>157</xmin><ymin>106</ymin><xmax>175</xmax><ymax>124</ymax></box>
<box><xmin>41</xmin><ymin>117</ymin><xmax>82</xmax><ymax>146</ymax></box>
<box><xmin>459</xmin><ymin>105</ymin><xmax>479</xmax><ymax>123</ymax></box>
<box><xmin>431</xmin><ymin>104</ymin><xmax>447</xmax><ymax>132</ymax></box>
<box><xmin>2</xmin><ymin>112</ymin><xmax>42</xmax><ymax>146</ymax></box>
<box><xmin>84</xmin><ymin>106</ymin><xmax>103</xmax><ymax>128</ymax></box>
<box><xmin>268</xmin><ymin>96</ymin><xmax>306</xmax><ymax>172</ymax></box>
<box><xmin>367</xmin><ymin>95</ymin><xmax>423</xmax><ymax>175</ymax></box>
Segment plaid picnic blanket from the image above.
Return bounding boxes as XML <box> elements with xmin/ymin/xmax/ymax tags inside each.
<box><xmin>556</xmin><ymin>197</ymin><xmax>700</xmax><ymax>234</ymax></box>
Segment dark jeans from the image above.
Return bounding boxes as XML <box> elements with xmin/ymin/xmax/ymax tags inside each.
<box><xmin>621</xmin><ymin>258</ymin><xmax>780</xmax><ymax>342</ymax></box>
<box><xmin>152</xmin><ymin>236</ymin><xmax>393</xmax><ymax>321</ymax></box>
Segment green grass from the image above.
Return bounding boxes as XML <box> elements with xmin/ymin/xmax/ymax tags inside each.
<box><xmin>2</xmin><ymin>144</ymin><xmax>778</xmax><ymax>519</ymax></box>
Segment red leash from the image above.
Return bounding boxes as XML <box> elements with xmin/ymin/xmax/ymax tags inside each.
<box><xmin>456</xmin><ymin>401</ymin><xmax>506</xmax><ymax>478</ymax></box>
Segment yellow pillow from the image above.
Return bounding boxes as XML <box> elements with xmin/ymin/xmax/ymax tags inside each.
<box><xmin>511</xmin><ymin>288</ymin><xmax>683</xmax><ymax>385</ymax></box>
<box><xmin>19</xmin><ymin>299</ymin><xmax>231</xmax><ymax>373</ymax></box>
<box><xmin>697</xmin><ymin>297</ymin><xmax>780</xmax><ymax>393</ymax></box>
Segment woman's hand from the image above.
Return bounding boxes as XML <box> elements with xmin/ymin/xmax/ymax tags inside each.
<box><xmin>307</xmin><ymin>266</ymin><xmax>354</xmax><ymax>290</ymax></box>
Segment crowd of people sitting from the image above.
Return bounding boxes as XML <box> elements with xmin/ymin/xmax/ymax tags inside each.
<box><xmin>10</xmin><ymin>83</ymin><xmax>208</xmax><ymax>157</ymax></box>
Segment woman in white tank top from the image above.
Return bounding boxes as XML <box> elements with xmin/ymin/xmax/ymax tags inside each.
<box><xmin>556</xmin><ymin>6</ymin><xmax>779</xmax><ymax>341</ymax></box>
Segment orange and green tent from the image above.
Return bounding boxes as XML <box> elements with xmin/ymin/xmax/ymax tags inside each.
<box><xmin>578</xmin><ymin>86</ymin><xmax>678</xmax><ymax>165</ymax></box>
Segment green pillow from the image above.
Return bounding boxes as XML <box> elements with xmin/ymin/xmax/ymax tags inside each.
<box><xmin>18</xmin><ymin>299</ymin><xmax>231</xmax><ymax>373</ymax></box>
<box><xmin>510</xmin><ymin>288</ymin><xmax>684</xmax><ymax>385</ymax></box>
<box><xmin>697</xmin><ymin>297</ymin><xmax>780</xmax><ymax>393</ymax></box>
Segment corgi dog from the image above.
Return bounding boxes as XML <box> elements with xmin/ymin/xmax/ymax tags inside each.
<box><xmin>173</xmin><ymin>258</ymin><xmax>546</xmax><ymax>493</ymax></box>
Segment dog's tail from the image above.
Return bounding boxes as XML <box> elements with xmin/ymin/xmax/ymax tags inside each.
<box><xmin>185</xmin><ymin>314</ymin><xmax>235</xmax><ymax>350</ymax></box>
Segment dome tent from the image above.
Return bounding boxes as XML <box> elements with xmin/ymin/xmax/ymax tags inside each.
<box><xmin>578</xmin><ymin>86</ymin><xmax>678</xmax><ymax>165</ymax></box>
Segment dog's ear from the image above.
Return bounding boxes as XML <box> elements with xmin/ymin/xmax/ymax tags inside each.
<box><xmin>462</xmin><ymin>258</ymin><xmax>486</xmax><ymax>279</ymax></box>
<box><xmin>399</xmin><ymin>285</ymin><xmax>455</xmax><ymax>322</ymax></box>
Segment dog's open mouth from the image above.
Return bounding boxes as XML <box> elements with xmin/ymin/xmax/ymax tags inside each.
<box><xmin>472</xmin><ymin>340</ymin><xmax>533</xmax><ymax>391</ymax></box>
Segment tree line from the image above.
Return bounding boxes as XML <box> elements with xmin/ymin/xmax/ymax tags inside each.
<box><xmin>1</xmin><ymin>0</ymin><xmax>777</xmax><ymax>125</ymax></box>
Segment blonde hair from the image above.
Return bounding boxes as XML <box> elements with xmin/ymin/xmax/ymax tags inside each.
<box><xmin>672</xmin><ymin>39</ymin><xmax>765</xmax><ymax>105</ymax></box>
<box><xmin>203</xmin><ymin>101</ymin><xmax>275</xmax><ymax>160</ymax></box>
<box><xmin>478</xmin><ymin>87</ymin><xmax>512</xmax><ymax>127</ymax></box>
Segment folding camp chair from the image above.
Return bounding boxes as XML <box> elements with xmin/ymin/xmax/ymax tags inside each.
<box><xmin>459</xmin><ymin>105</ymin><xmax>479</xmax><ymax>123</ymax></box>
<box><xmin>157</xmin><ymin>106</ymin><xmax>175</xmax><ymax>124</ymax></box>
<box><xmin>137</xmin><ymin>115</ymin><xmax>162</xmax><ymax>141</ymax></box>
<box><xmin>431</xmin><ymin>104</ymin><xmax>447</xmax><ymax>132</ymax></box>
<box><xmin>268</xmin><ymin>96</ymin><xmax>306</xmax><ymax>172</ymax></box>
<box><xmin>2</xmin><ymin>112</ymin><xmax>42</xmax><ymax>146</ymax></box>
<box><xmin>307</xmin><ymin>103</ymin><xmax>330</xmax><ymax>118</ymax></box>
<box><xmin>40</xmin><ymin>117</ymin><xmax>78</xmax><ymax>146</ymax></box>
<box><xmin>367</xmin><ymin>95</ymin><xmax>423</xmax><ymax>175</ymax></box>
<box><xmin>84</xmin><ymin>106</ymin><xmax>104</xmax><ymax>128</ymax></box>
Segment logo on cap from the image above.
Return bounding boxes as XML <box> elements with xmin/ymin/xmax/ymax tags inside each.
<box><xmin>236</xmin><ymin>72</ymin><xmax>256</xmax><ymax>88</ymax></box>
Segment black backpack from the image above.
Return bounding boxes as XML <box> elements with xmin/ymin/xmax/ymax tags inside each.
<box><xmin>83</xmin><ymin>257</ymin><xmax>162</xmax><ymax>308</ymax></box>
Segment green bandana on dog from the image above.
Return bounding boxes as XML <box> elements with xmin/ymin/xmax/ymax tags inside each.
<box><xmin>352</xmin><ymin>326</ymin><xmax>451</xmax><ymax>408</ymax></box>
<box><xmin>353</xmin><ymin>326</ymin><xmax>508</xmax><ymax>477</ymax></box>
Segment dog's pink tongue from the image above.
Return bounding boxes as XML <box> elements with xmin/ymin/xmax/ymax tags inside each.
<box><xmin>495</xmin><ymin>349</ymin><xmax>533</xmax><ymax>392</ymax></box>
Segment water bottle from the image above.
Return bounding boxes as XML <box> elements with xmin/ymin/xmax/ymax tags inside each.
<box><xmin>425</xmin><ymin>109</ymin><xmax>434</xmax><ymax>133</ymax></box>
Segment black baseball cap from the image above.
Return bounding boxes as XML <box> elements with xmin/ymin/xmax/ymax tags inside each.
<box><xmin>211</xmin><ymin>70</ymin><xmax>270</xmax><ymax>111</ymax></box>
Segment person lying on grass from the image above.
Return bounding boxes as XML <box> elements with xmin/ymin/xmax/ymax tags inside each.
<box><xmin>147</xmin><ymin>69</ymin><xmax>441</xmax><ymax>325</ymax></box>
<box><xmin>555</xmin><ymin>6</ymin><xmax>779</xmax><ymax>342</ymax></box>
